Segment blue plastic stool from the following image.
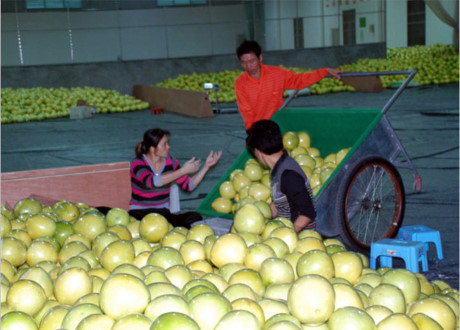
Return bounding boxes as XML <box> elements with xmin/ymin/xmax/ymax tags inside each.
<box><xmin>398</xmin><ymin>225</ymin><xmax>443</xmax><ymax>260</ymax></box>
<box><xmin>370</xmin><ymin>238</ymin><xmax>428</xmax><ymax>273</ymax></box>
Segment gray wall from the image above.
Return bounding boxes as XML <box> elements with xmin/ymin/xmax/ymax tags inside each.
<box><xmin>1</xmin><ymin>42</ymin><xmax>386</xmax><ymax>95</ymax></box>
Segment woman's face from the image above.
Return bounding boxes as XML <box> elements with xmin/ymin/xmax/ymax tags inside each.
<box><xmin>152</xmin><ymin>135</ymin><xmax>170</xmax><ymax>158</ymax></box>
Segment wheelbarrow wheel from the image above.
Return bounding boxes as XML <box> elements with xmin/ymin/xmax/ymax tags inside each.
<box><xmin>335</xmin><ymin>156</ymin><xmax>405</xmax><ymax>254</ymax></box>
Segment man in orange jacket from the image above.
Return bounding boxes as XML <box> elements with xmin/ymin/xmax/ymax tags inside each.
<box><xmin>235</xmin><ymin>40</ymin><xmax>342</xmax><ymax>130</ymax></box>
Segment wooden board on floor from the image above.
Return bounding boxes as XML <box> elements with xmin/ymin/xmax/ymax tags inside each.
<box><xmin>133</xmin><ymin>85</ymin><xmax>214</xmax><ymax>118</ymax></box>
<box><xmin>1</xmin><ymin>162</ymin><xmax>131</xmax><ymax>210</ymax></box>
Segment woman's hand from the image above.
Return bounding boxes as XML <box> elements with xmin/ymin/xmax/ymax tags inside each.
<box><xmin>205</xmin><ymin>150</ymin><xmax>222</xmax><ymax>169</ymax></box>
<box><xmin>182</xmin><ymin>157</ymin><xmax>201</xmax><ymax>174</ymax></box>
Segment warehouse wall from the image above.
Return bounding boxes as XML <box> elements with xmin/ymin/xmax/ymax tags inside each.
<box><xmin>1</xmin><ymin>43</ymin><xmax>386</xmax><ymax>95</ymax></box>
<box><xmin>1</xmin><ymin>3</ymin><xmax>248</xmax><ymax>66</ymax></box>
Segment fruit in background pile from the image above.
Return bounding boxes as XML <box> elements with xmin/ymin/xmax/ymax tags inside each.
<box><xmin>340</xmin><ymin>44</ymin><xmax>459</xmax><ymax>87</ymax></box>
<box><xmin>211</xmin><ymin>131</ymin><xmax>350</xmax><ymax>215</ymax></box>
<box><xmin>155</xmin><ymin>44</ymin><xmax>459</xmax><ymax>102</ymax></box>
<box><xmin>1</xmin><ymin>197</ymin><xmax>458</xmax><ymax>329</ymax></box>
<box><xmin>1</xmin><ymin>87</ymin><xmax>150</xmax><ymax>124</ymax></box>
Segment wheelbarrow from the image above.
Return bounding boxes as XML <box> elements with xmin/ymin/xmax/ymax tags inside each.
<box><xmin>197</xmin><ymin>70</ymin><xmax>421</xmax><ymax>254</ymax></box>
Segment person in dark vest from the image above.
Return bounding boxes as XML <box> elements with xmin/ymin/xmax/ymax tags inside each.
<box><xmin>246</xmin><ymin>119</ymin><xmax>316</xmax><ymax>232</ymax></box>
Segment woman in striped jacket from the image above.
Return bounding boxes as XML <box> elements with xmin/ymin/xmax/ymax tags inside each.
<box><xmin>129</xmin><ymin>128</ymin><xmax>222</xmax><ymax>228</ymax></box>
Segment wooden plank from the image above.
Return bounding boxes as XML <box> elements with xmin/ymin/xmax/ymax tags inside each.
<box><xmin>133</xmin><ymin>85</ymin><xmax>214</xmax><ymax>118</ymax></box>
<box><xmin>1</xmin><ymin>162</ymin><xmax>131</xmax><ymax>210</ymax></box>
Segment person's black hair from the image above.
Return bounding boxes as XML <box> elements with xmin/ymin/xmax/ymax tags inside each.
<box><xmin>236</xmin><ymin>40</ymin><xmax>262</xmax><ymax>59</ymax></box>
<box><xmin>135</xmin><ymin>128</ymin><xmax>170</xmax><ymax>158</ymax></box>
<box><xmin>246</xmin><ymin>120</ymin><xmax>283</xmax><ymax>156</ymax></box>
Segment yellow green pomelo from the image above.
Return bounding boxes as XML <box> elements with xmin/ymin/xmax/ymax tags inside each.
<box><xmin>38</xmin><ymin>305</ymin><xmax>70</xmax><ymax>330</ymax></box>
<box><xmin>139</xmin><ymin>213</ymin><xmax>169</xmax><ymax>243</ymax></box>
<box><xmin>105</xmin><ymin>208</ymin><xmax>130</xmax><ymax>227</ymax></box>
<box><xmin>150</xmin><ymin>312</ymin><xmax>200</xmax><ymax>330</ymax></box>
<box><xmin>25</xmin><ymin>213</ymin><xmax>56</xmax><ymax>239</ymax></box>
<box><xmin>365</xmin><ymin>305</ymin><xmax>393</xmax><ymax>325</ymax></box>
<box><xmin>223</xmin><ymin>283</ymin><xmax>258</xmax><ymax>302</ymax></box>
<box><xmin>336</xmin><ymin>148</ymin><xmax>350</xmax><ymax>164</ymax></box>
<box><xmin>282</xmin><ymin>131</ymin><xmax>299</xmax><ymax>150</ymax></box>
<box><xmin>368</xmin><ymin>283</ymin><xmax>406</xmax><ymax>313</ymax></box>
<box><xmin>187</xmin><ymin>259</ymin><xmax>213</xmax><ymax>273</ymax></box>
<box><xmin>407</xmin><ymin>297</ymin><xmax>457</xmax><ymax>330</ymax></box>
<box><xmin>244</xmin><ymin>243</ymin><xmax>277</xmax><ymax>271</ymax></box>
<box><xmin>381</xmin><ymin>268</ymin><xmax>420</xmax><ymax>304</ymax></box>
<box><xmin>331</xmin><ymin>251</ymin><xmax>363</xmax><ymax>285</ymax></box>
<box><xmin>297</xmin><ymin>131</ymin><xmax>311</xmax><ymax>148</ymax></box>
<box><xmin>144</xmin><ymin>270</ymin><xmax>170</xmax><ymax>285</ymax></box>
<box><xmin>179</xmin><ymin>240</ymin><xmax>206</xmax><ymax>265</ymax></box>
<box><xmin>260</xmin><ymin>257</ymin><xmax>295</xmax><ymax>286</ymax></box>
<box><xmin>54</xmin><ymin>201</ymin><xmax>80</xmax><ymax>222</ymax></box>
<box><xmin>264</xmin><ymin>313</ymin><xmax>302</xmax><ymax>329</ymax></box>
<box><xmin>233</xmin><ymin>204</ymin><xmax>265</xmax><ymax>234</ymax></box>
<box><xmin>72</xmin><ymin>213</ymin><xmax>107</xmax><ymax>242</ymax></box>
<box><xmin>100</xmin><ymin>239</ymin><xmax>135</xmax><ymax>272</ymax></box>
<box><xmin>59</xmin><ymin>256</ymin><xmax>91</xmax><ymax>275</ymax></box>
<box><xmin>99</xmin><ymin>273</ymin><xmax>150</xmax><ymax>320</ymax></box>
<box><xmin>164</xmin><ymin>265</ymin><xmax>193</xmax><ymax>290</ymax></box>
<box><xmin>215</xmin><ymin>310</ymin><xmax>260</xmax><ymax>330</ymax></box>
<box><xmin>1</xmin><ymin>311</ymin><xmax>39</xmax><ymax>330</ymax></box>
<box><xmin>258</xmin><ymin>298</ymin><xmax>290</xmax><ymax>321</ymax></box>
<box><xmin>210</xmin><ymin>233</ymin><xmax>247</xmax><ymax>268</ymax></box>
<box><xmin>112</xmin><ymin>263</ymin><xmax>145</xmax><ymax>280</ymax></box>
<box><xmin>111</xmin><ymin>313</ymin><xmax>151</xmax><ymax>330</ymax></box>
<box><xmin>183</xmin><ymin>278</ymin><xmax>219</xmax><ymax>294</ymax></box>
<box><xmin>107</xmin><ymin>224</ymin><xmax>132</xmax><ymax>240</ymax></box>
<box><xmin>188</xmin><ymin>292</ymin><xmax>232</xmax><ymax>329</ymax></box>
<box><xmin>92</xmin><ymin>231</ymin><xmax>119</xmax><ymax>259</ymax></box>
<box><xmin>61</xmin><ymin>303</ymin><xmax>102</xmax><ymax>330</ymax></box>
<box><xmin>75</xmin><ymin>313</ymin><xmax>115</xmax><ymax>330</ymax></box>
<box><xmin>145</xmin><ymin>294</ymin><xmax>190</xmax><ymax>320</ymax></box>
<box><xmin>14</xmin><ymin>198</ymin><xmax>42</xmax><ymax>218</ymax></box>
<box><xmin>54</xmin><ymin>267</ymin><xmax>92</xmax><ymax>306</ymax></box>
<box><xmin>232</xmin><ymin>172</ymin><xmax>252</xmax><ymax>192</ymax></box>
<box><xmin>290</xmin><ymin>146</ymin><xmax>308</xmax><ymax>158</ymax></box>
<box><xmin>219</xmin><ymin>180</ymin><xmax>237</xmax><ymax>199</ymax></box>
<box><xmin>261</xmin><ymin>220</ymin><xmax>286</xmax><ymax>239</ymax></box>
<box><xmin>19</xmin><ymin>266</ymin><xmax>54</xmax><ymax>298</ymax></box>
<box><xmin>58</xmin><ymin>240</ymin><xmax>88</xmax><ymax>264</ymax></box>
<box><xmin>327</xmin><ymin>306</ymin><xmax>375</xmax><ymax>330</ymax></box>
<box><xmin>75</xmin><ymin>292</ymin><xmax>99</xmax><ymax>306</ymax></box>
<box><xmin>187</xmin><ymin>223</ymin><xmax>215</xmax><ymax>244</ymax></box>
<box><xmin>294</xmin><ymin>237</ymin><xmax>326</xmax><ymax>254</ymax></box>
<box><xmin>244</xmin><ymin>163</ymin><xmax>264</xmax><ymax>182</ymax></box>
<box><xmin>411</xmin><ymin>313</ymin><xmax>443</xmax><ymax>330</ymax></box>
<box><xmin>269</xmin><ymin>227</ymin><xmax>298</xmax><ymax>253</ymax></box>
<box><xmin>64</xmin><ymin>233</ymin><xmax>91</xmax><ymax>249</ymax></box>
<box><xmin>160</xmin><ymin>231</ymin><xmax>186</xmax><ymax>250</ymax></box>
<box><xmin>253</xmin><ymin>200</ymin><xmax>272</xmax><ymax>219</ymax></box>
<box><xmin>184</xmin><ymin>285</ymin><xmax>215</xmax><ymax>302</ymax></box>
<box><xmin>2</xmin><ymin>237</ymin><xmax>27</xmax><ymax>267</ymax></box>
<box><xmin>228</xmin><ymin>268</ymin><xmax>265</xmax><ymax>298</ymax></box>
<box><xmin>34</xmin><ymin>299</ymin><xmax>60</xmax><ymax>325</ymax></box>
<box><xmin>147</xmin><ymin>246</ymin><xmax>185</xmax><ymax>269</ymax></box>
<box><xmin>212</xmin><ymin>197</ymin><xmax>233</xmax><ymax>214</ymax></box>
<box><xmin>238</xmin><ymin>232</ymin><xmax>262</xmax><ymax>247</ymax></box>
<box><xmin>148</xmin><ymin>282</ymin><xmax>184</xmax><ymax>300</ymax></box>
<box><xmin>333</xmin><ymin>283</ymin><xmax>364</xmax><ymax>310</ymax></box>
<box><xmin>376</xmin><ymin>313</ymin><xmax>417</xmax><ymax>330</ymax></box>
<box><xmin>201</xmin><ymin>273</ymin><xmax>229</xmax><ymax>293</ymax></box>
<box><xmin>296</xmin><ymin>249</ymin><xmax>335</xmax><ymax>280</ymax></box>
<box><xmin>294</xmin><ymin>153</ymin><xmax>316</xmax><ymax>169</ymax></box>
<box><xmin>264</xmin><ymin>283</ymin><xmax>291</xmax><ymax>302</ymax></box>
<box><xmin>355</xmin><ymin>273</ymin><xmax>382</xmax><ymax>288</ymax></box>
<box><xmin>7</xmin><ymin>279</ymin><xmax>47</xmax><ymax>316</ymax></box>
<box><xmin>1</xmin><ymin>214</ymin><xmax>12</xmax><ymax>238</ymax></box>
<box><xmin>248</xmin><ymin>182</ymin><xmax>270</xmax><ymax>201</ymax></box>
<box><xmin>231</xmin><ymin>297</ymin><xmax>265</xmax><ymax>326</ymax></box>
<box><xmin>263</xmin><ymin>237</ymin><xmax>290</xmax><ymax>258</ymax></box>
<box><xmin>287</xmin><ymin>274</ymin><xmax>335</xmax><ymax>324</ymax></box>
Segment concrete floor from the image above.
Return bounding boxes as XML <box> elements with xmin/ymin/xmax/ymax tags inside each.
<box><xmin>2</xmin><ymin>83</ymin><xmax>459</xmax><ymax>288</ymax></box>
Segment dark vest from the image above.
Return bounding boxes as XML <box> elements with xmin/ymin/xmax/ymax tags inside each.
<box><xmin>270</xmin><ymin>152</ymin><xmax>316</xmax><ymax>220</ymax></box>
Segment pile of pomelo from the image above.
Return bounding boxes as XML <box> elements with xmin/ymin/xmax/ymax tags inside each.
<box><xmin>212</xmin><ymin>131</ymin><xmax>350</xmax><ymax>215</ymax></box>
<box><xmin>1</xmin><ymin>196</ymin><xmax>458</xmax><ymax>329</ymax></box>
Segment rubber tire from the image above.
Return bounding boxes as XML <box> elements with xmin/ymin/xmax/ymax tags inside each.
<box><xmin>335</xmin><ymin>156</ymin><xmax>405</xmax><ymax>254</ymax></box>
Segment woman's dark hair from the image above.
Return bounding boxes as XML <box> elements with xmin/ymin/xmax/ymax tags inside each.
<box><xmin>135</xmin><ymin>128</ymin><xmax>170</xmax><ymax>158</ymax></box>
<box><xmin>236</xmin><ymin>40</ymin><xmax>262</xmax><ymax>59</ymax></box>
<box><xmin>246</xmin><ymin>120</ymin><xmax>283</xmax><ymax>156</ymax></box>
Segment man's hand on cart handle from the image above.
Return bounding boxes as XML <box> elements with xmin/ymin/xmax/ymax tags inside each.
<box><xmin>413</xmin><ymin>173</ymin><xmax>422</xmax><ymax>193</ymax></box>
<box><xmin>327</xmin><ymin>68</ymin><xmax>342</xmax><ymax>79</ymax></box>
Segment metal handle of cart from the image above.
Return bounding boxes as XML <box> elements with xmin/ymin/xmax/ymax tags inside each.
<box><xmin>279</xmin><ymin>70</ymin><xmax>422</xmax><ymax>192</ymax></box>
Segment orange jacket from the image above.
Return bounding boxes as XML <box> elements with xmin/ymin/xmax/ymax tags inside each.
<box><xmin>235</xmin><ymin>64</ymin><xmax>328</xmax><ymax>129</ymax></box>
